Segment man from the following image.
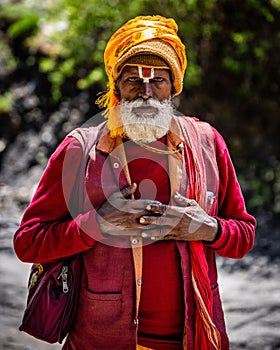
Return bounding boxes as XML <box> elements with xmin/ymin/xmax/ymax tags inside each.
<box><xmin>14</xmin><ymin>15</ymin><xmax>256</xmax><ymax>350</ymax></box>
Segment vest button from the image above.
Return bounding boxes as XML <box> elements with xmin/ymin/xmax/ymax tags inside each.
<box><xmin>131</xmin><ymin>238</ymin><xmax>139</xmax><ymax>245</ymax></box>
<box><xmin>113</xmin><ymin>162</ymin><xmax>119</xmax><ymax>169</ymax></box>
<box><xmin>134</xmin><ymin>318</ymin><xmax>139</xmax><ymax>325</ymax></box>
<box><xmin>137</xmin><ymin>279</ymin><xmax>142</xmax><ymax>286</ymax></box>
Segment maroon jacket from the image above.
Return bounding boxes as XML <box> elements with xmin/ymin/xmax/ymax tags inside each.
<box><xmin>14</xmin><ymin>117</ymin><xmax>256</xmax><ymax>349</ymax></box>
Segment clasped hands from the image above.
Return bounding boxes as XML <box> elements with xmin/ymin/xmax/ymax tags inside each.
<box><xmin>96</xmin><ymin>183</ymin><xmax>218</xmax><ymax>242</ymax></box>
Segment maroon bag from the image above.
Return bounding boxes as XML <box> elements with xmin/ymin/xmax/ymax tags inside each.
<box><xmin>19</xmin><ymin>125</ymin><xmax>102</xmax><ymax>343</ymax></box>
<box><xmin>19</xmin><ymin>256</ymin><xmax>81</xmax><ymax>343</ymax></box>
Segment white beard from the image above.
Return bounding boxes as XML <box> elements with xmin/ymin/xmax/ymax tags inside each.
<box><xmin>120</xmin><ymin>99</ymin><xmax>174</xmax><ymax>143</ymax></box>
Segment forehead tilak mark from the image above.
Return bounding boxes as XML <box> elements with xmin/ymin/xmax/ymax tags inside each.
<box><xmin>138</xmin><ymin>67</ymin><xmax>154</xmax><ymax>83</ymax></box>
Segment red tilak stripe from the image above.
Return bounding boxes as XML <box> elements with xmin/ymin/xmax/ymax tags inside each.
<box><xmin>143</xmin><ymin>68</ymin><xmax>150</xmax><ymax>78</ymax></box>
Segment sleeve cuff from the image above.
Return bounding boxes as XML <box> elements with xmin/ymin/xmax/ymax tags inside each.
<box><xmin>203</xmin><ymin>218</ymin><xmax>223</xmax><ymax>247</ymax></box>
<box><xmin>76</xmin><ymin>210</ymin><xmax>108</xmax><ymax>244</ymax></box>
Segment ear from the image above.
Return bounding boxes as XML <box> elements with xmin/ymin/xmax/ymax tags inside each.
<box><xmin>114</xmin><ymin>82</ymin><xmax>120</xmax><ymax>95</ymax></box>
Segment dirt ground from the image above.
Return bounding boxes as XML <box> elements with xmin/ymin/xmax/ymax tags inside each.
<box><xmin>0</xmin><ymin>182</ymin><xmax>280</xmax><ymax>350</ymax></box>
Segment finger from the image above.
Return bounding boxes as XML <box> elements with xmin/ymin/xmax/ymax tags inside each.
<box><xmin>141</xmin><ymin>230</ymin><xmax>162</xmax><ymax>240</ymax></box>
<box><xmin>139</xmin><ymin>215</ymin><xmax>173</xmax><ymax>227</ymax></box>
<box><xmin>162</xmin><ymin>233</ymin><xmax>177</xmax><ymax>240</ymax></box>
<box><xmin>141</xmin><ymin>225</ymin><xmax>168</xmax><ymax>240</ymax></box>
<box><xmin>173</xmin><ymin>192</ymin><xmax>197</xmax><ymax>207</ymax></box>
<box><xmin>150</xmin><ymin>236</ymin><xmax>161</xmax><ymax>241</ymax></box>
<box><xmin>139</xmin><ymin>216</ymin><xmax>158</xmax><ymax>225</ymax></box>
<box><xmin>121</xmin><ymin>183</ymin><xmax>137</xmax><ymax>198</ymax></box>
<box><xmin>146</xmin><ymin>202</ymin><xmax>187</xmax><ymax>220</ymax></box>
<box><xmin>128</xmin><ymin>199</ymin><xmax>163</xmax><ymax>211</ymax></box>
<box><xmin>146</xmin><ymin>203</ymin><xmax>167</xmax><ymax>214</ymax></box>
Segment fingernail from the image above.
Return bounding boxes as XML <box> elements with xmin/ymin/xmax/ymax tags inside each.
<box><xmin>142</xmin><ymin>232</ymin><xmax>148</xmax><ymax>238</ymax></box>
<box><xmin>139</xmin><ymin>217</ymin><xmax>145</xmax><ymax>224</ymax></box>
<box><xmin>146</xmin><ymin>205</ymin><xmax>151</xmax><ymax>210</ymax></box>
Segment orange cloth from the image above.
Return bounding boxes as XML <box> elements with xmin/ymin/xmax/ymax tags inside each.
<box><xmin>137</xmin><ymin>345</ymin><xmax>154</xmax><ymax>350</ymax></box>
<box><xmin>179</xmin><ymin>118</ymin><xmax>221</xmax><ymax>350</ymax></box>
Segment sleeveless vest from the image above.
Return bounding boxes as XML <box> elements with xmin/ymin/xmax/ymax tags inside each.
<box><xmin>63</xmin><ymin>116</ymin><xmax>225</xmax><ymax>350</ymax></box>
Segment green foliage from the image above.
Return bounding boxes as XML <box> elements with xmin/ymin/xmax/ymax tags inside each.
<box><xmin>0</xmin><ymin>0</ymin><xmax>223</xmax><ymax>98</ymax></box>
<box><xmin>8</xmin><ymin>15</ymin><xmax>38</xmax><ymax>38</ymax></box>
<box><xmin>1</xmin><ymin>0</ymin><xmax>279</xmax><ymax>99</ymax></box>
<box><xmin>0</xmin><ymin>4</ymin><xmax>39</xmax><ymax>37</ymax></box>
<box><xmin>0</xmin><ymin>40</ymin><xmax>17</xmax><ymax>77</ymax></box>
<box><xmin>0</xmin><ymin>91</ymin><xmax>14</xmax><ymax>114</ymax></box>
<box><xmin>77</xmin><ymin>67</ymin><xmax>105</xmax><ymax>90</ymax></box>
<box><xmin>238</xmin><ymin>157</ymin><xmax>280</xmax><ymax>214</ymax></box>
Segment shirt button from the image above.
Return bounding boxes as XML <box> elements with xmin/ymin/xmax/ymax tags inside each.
<box><xmin>113</xmin><ymin>162</ymin><xmax>119</xmax><ymax>169</ymax></box>
<box><xmin>131</xmin><ymin>238</ymin><xmax>139</xmax><ymax>245</ymax></box>
<box><xmin>134</xmin><ymin>318</ymin><xmax>139</xmax><ymax>325</ymax></box>
<box><xmin>137</xmin><ymin>279</ymin><xmax>142</xmax><ymax>286</ymax></box>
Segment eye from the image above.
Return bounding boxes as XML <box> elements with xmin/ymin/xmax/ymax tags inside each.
<box><xmin>151</xmin><ymin>77</ymin><xmax>164</xmax><ymax>83</ymax></box>
<box><xmin>127</xmin><ymin>77</ymin><xmax>141</xmax><ymax>83</ymax></box>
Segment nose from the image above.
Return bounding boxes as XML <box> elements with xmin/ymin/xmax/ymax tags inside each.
<box><xmin>139</xmin><ymin>82</ymin><xmax>153</xmax><ymax>100</ymax></box>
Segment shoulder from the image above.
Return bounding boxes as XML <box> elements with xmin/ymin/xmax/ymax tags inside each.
<box><xmin>176</xmin><ymin>114</ymin><xmax>216</xmax><ymax>140</ymax></box>
<box><xmin>38</xmin><ymin>134</ymin><xmax>83</xmax><ymax>182</ymax></box>
<box><xmin>49</xmin><ymin>132</ymin><xmax>83</xmax><ymax>164</ymax></box>
<box><xmin>176</xmin><ymin>115</ymin><xmax>228</xmax><ymax>158</ymax></box>
<box><xmin>50</xmin><ymin>121</ymin><xmax>107</xmax><ymax>163</ymax></box>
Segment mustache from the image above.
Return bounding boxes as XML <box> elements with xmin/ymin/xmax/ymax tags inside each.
<box><xmin>132</xmin><ymin>105</ymin><xmax>158</xmax><ymax>116</ymax></box>
<box><xmin>121</xmin><ymin>98</ymin><xmax>171</xmax><ymax>112</ymax></box>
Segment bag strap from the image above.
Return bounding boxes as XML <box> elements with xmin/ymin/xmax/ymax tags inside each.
<box><xmin>74</xmin><ymin>127</ymin><xmax>101</xmax><ymax>210</ymax></box>
<box><xmin>60</xmin><ymin>124</ymin><xmax>106</xmax><ymax>268</ymax></box>
<box><xmin>68</xmin><ymin>122</ymin><xmax>106</xmax><ymax>215</ymax></box>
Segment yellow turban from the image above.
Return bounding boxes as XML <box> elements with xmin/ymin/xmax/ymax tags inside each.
<box><xmin>96</xmin><ymin>15</ymin><xmax>187</xmax><ymax>137</ymax></box>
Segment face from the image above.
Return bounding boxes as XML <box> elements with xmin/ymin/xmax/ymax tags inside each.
<box><xmin>116</xmin><ymin>66</ymin><xmax>173</xmax><ymax>101</ymax></box>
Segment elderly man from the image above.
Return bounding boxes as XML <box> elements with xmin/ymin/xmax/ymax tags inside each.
<box><xmin>14</xmin><ymin>15</ymin><xmax>256</xmax><ymax>350</ymax></box>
